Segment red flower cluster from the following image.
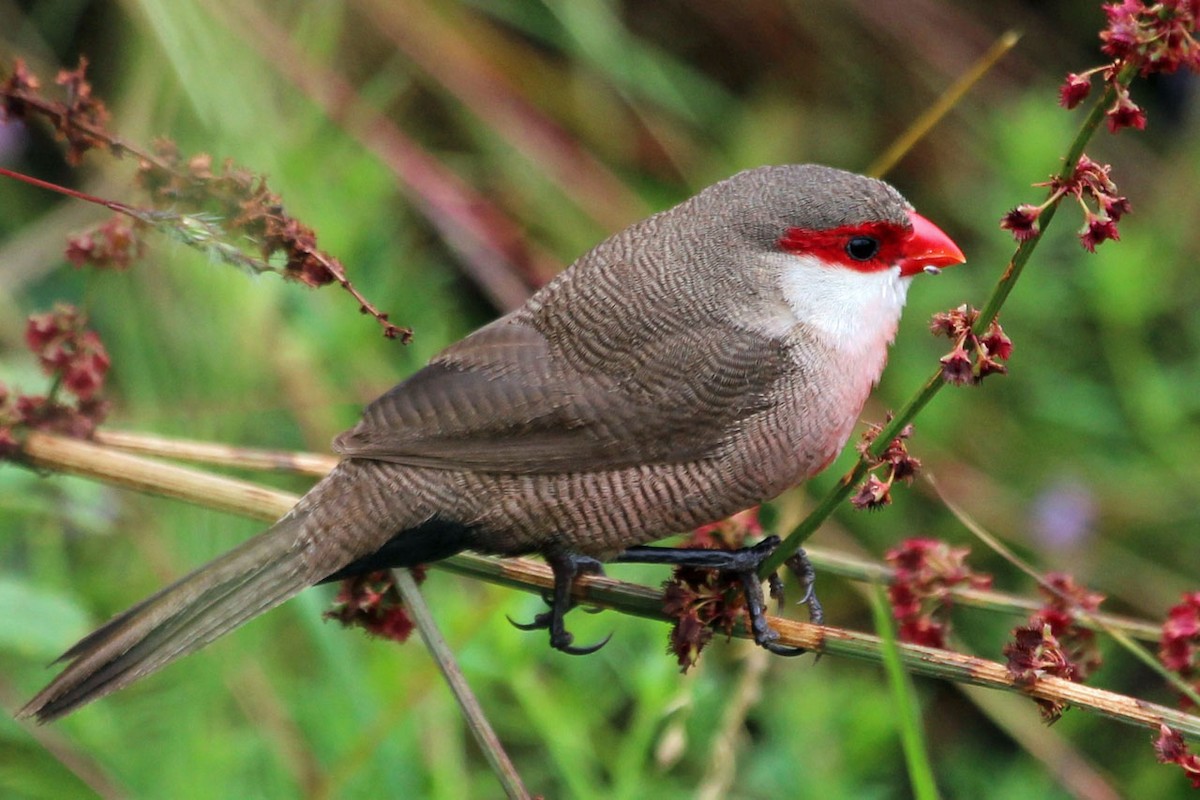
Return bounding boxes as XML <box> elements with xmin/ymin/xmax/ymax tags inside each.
<box><xmin>1007</xmin><ymin>2</ymin><xmax>1197</xmax><ymax>252</ymax></box>
<box><xmin>1001</xmin><ymin>156</ymin><xmax>1130</xmax><ymax>252</ymax></box>
<box><xmin>25</xmin><ymin>305</ymin><xmax>110</xmax><ymax>400</ymax></box>
<box><xmin>851</xmin><ymin>417</ymin><xmax>921</xmax><ymax>511</ymax></box>
<box><xmin>0</xmin><ymin>305</ymin><xmax>112</xmax><ymax>456</ymax></box>
<box><xmin>1034</xmin><ymin>573</ymin><xmax>1105</xmax><ymax>680</ymax></box>
<box><xmin>1003</xmin><ymin>625</ymin><xmax>1077</xmax><ymax>722</ymax></box>
<box><xmin>1059</xmin><ymin>1</ymin><xmax>1200</xmax><ymax>128</ymax></box>
<box><xmin>662</xmin><ymin>509</ymin><xmax>765</xmax><ymax>670</ymax></box>
<box><xmin>929</xmin><ymin>304</ymin><xmax>1013</xmax><ymax>386</ymax></box>
<box><xmin>1160</xmin><ymin>591</ymin><xmax>1200</xmax><ymax>706</ymax></box>
<box><xmin>135</xmin><ymin>144</ymin><xmax>341</xmax><ymax>290</ymax></box>
<box><xmin>1</xmin><ymin>58</ymin><xmax>407</xmax><ymax>340</ymax></box>
<box><xmin>1155</xmin><ymin>724</ymin><xmax>1200</xmax><ymax>789</ymax></box>
<box><xmin>1003</xmin><ymin>572</ymin><xmax>1105</xmax><ymax>722</ymax></box>
<box><xmin>885</xmin><ymin>538</ymin><xmax>992</xmax><ymax>649</ymax></box>
<box><xmin>662</xmin><ymin>565</ymin><xmax>747</xmax><ymax>671</ymax></box>
<box><xmin>0</xmin><ymin>57</ymin><xmax>110</xmax><ymax>165</ymax></box>
<box><xmin>324</xmin><ymin>569</ymin><xmax>424</xmax><ymax>644</ymax></box>
<box><xmin>65</xmin><ymin>215</ymin><xmax>144</xmax><ymax>270</ymax></box>
<box><xmin>1102</xmin><ymin>0</ymin><xmax>1200</xmax><ymax>76</ymax></box>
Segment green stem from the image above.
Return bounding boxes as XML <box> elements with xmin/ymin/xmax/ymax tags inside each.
<box><xmin>870</xmin><ymin>584</ymin><xmax>941</xmax><ymax>800</ymax></box>
<box><xmin>392</xmin><ymin>568</ymin><xmax>532</xmax><ymax>800</ymax></box>
<box><xmin>759</xmin><ymin>62</ymin><xmax>1137</xmax><ymax>578</ymax></box>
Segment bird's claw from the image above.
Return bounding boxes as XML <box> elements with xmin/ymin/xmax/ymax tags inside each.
<box><xmin>514</xmin><ymin>552</ymin><xmax>611</xmax><ymax>654</ymax></box>
<box><xmin>784</xmin><ymin>549</ymin><xmax>824</xmax><ymax>626</ymax></box>
<box><xmin>519</xmin><ymin>540</ymin><xmax>823</xmax><ymax>658</ymax></box>
<box><xmin>553</xmin><ymin>631</ymin><xmax>614</xmax><ymax>656</ymax></box>
<box><xmin>506</xmin><ymin>612</ymin><xmax>551</xmax><ymax>632</ymax></box>
<box><xmin>617</xmin><ymin>536</ymin><xmax>823</xmax><ymax>657</ymax></box>
<box><xmin>762</xmin><ymin>639</ymin><xmax>808</xmax><ymax>657</ymax></box>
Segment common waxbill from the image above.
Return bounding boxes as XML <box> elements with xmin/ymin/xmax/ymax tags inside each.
<box><xmin>18</xmin><ymin>164</ymin><xmax>964</xmax><ymax>722</ymax></box>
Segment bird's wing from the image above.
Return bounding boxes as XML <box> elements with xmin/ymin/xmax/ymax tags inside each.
<box><xmin>332</xmin><ymin>317</ymin><xmax>788</xmax><ymax>473</ymax></box>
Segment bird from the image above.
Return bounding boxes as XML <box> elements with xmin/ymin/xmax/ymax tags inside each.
<box><xmin>17</xmin><ymin>164</ymin><xmax>964</xmax><ymax>722</ymax></box>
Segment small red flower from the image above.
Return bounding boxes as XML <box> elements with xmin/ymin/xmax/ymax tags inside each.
<box><xmin>23</xmin><ymin>305</ymin><xmax>111</xmax><ymax>400</ymax></box>
<box><xmin>324</xmin><ymin>569</ymin><xmax>423</xmax><ymax>644</ymax></box>
<box><xmin>1079</xmin><ymin>213</ymin><xmax>1121</xmax><ymax>253</ymax></box>
<box><xmin>1100</xmin><ymin>0</ymin><xmax>1200</xmax><ymax>75</ymax></box>
<box><xmin>662</xmin><ymin>511</ymin><xmax>770</xmax><ymax>670</ymax></box>
<box><xmin>24</xmin><ymin>309</ymin><xmax>67</xmax><ymax>357</ymax></box>
<box><xmin>1100</xmin><ymin>1</ymin><xmax>1144</xmax><ymax>61</ymax></box>
<box><xmin>851</xmin><ymin>474</ymin><xmax>891</xmax><ymax>510</ymax></box>
<box><xmin>1058</xmin><ymin>73</ymin><xmax>1093</xmax><ymax>109</ymax></box>
<box><xmin>980</xmin><ymin>321</ymin><xmax>1014</xmax><ymax>361</ymax></box>
<box><xmin>1155</xmin><ymin>724</ymin><xmax>1200</xmax><ymax>789</ymax></box>
<box><xmin>1103</xmin><ymin>194</ymin><xmax>1132</xmax><ymax>222</ymax></box>
<box><xmin>852</xmin><ymin>418</ymin><xmax>921</xmax><ymax>511</ymax></box>
<box><xmin>938</xmin><ymin>344</ymin><xmax>975</xmax><ymax>386</ymax></box>
<box><xmin>930</xmin><ymin>305</ymin><xmax>1015</xmax><ymax>386</ymax></box>
<box><xmin>62</xmin><ymin>333</ymin><xmax>111</xmax><ymax>401</ymax></box>
<box><xmin>663</xmin><ymin>581</ymin><xmax>715</xmax><ymax>670</ymax></box>
<box><xmin>1159</xmin><ymin>591</ymin><xmax>1200</xmax><ymax>707</ymax></box>
<box><xmin>1003</xmin><ymin>572</ymin><xmax>1105</xmax><ymax>721</ymax></box>
<box><xmin>1000</xmin><ymin>205</ymin><xmax>1041</xmax><ymax>242</ymax></box>
<box><xmin>1003</xmin><ymin>623</ymin><xmax>1075</xmax><ymax>722</ymax></box>
<box><xmin>65</xmin><ymin>216</ymin><xmax>144</xmax><ymax>270</ymax></box>
<box><xmin>1106</xmin><ymin>91</ymin><xmax>1148</xmax><ymax>132</ymax></box>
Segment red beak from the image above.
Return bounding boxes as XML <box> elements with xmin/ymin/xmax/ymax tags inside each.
<box><xmin>900</xmin><ymin>211</ymin><xmax>966</xmax><ymax>276</ymax></box>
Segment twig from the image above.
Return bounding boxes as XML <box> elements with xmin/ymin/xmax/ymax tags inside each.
<box><xmin>870</xmin><ymin>584</ymin><xmax>938</xmax><ymax>800</ymax></box>
<box><xmin>14</xmin><ymin>430</ymin><xmax>1200</xmax><ymax>739</ymax></box>
<box><xmin>20</xmin><ymin>430</ymin><xmax>298</xmax><ymax>520</ymax></box>
<box><xmin>391</xmin><ymin>568</ymin><xmax>531</xmax><ymax>800</ymax></box>
<box><xmin>93</xmin><ymin>429</ymin><xmax>337</xmax><ymax>477</ymax></box>
<box><xmin>695</xmin><ymin>645</ymin><xmax>768</xmax><ymax>800</ymax></box>
<box><xmin>867</xmin><ymin>30</ymin><xmax>1021</xmax><ymax>178</ymax></box>
<box><xmin>806</xmin><ymin>545</ymin><xmax>1162</xmax><ymax>642</ymax></box>
<box><xmin>931</xmin><ymin>474</ymin><xmax>1200</xmax><ymax>708</ymax></box>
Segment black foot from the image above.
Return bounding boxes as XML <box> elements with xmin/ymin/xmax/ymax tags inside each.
<box><xmin>616</xmin><ymin>536</ymin><xmax>821</xmax><ymax>655</ymax></box>
<box><xmin>507</xmin><ymin>553</ymin><xmax>612</xmax><ymax>655</ymax></box>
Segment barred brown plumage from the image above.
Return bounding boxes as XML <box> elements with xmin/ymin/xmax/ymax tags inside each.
<box><xmin>19</xmin><ymin>164</ymin><xmax>964</xmax><ymax>722</ymax></box>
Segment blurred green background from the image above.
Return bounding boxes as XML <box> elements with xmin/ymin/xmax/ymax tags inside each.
<box><xmin>2</xmin><ymin>1</ymin><xmax>1200</xmax><ymax>797</ymax></box>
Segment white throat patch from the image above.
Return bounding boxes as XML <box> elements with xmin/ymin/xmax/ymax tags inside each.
<box><xmin>764</xmin><ymin>251</ymin><xmax>912</xmax><ymax>359</ymax></box>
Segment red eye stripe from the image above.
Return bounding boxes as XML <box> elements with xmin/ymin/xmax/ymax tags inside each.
<box><xmin>778</xmin><ymin>221</ymin><xmax>910</xmax><ymax>273</ymax></box>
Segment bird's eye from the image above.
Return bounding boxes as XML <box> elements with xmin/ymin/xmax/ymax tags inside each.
<box><xmin>846</xmin><ymin>236</ymin><xmax>880</xmax><ymax>262</ymax></box>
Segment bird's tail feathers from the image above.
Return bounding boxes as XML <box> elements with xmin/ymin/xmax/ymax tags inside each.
<box><xmin>18</xmin><ymin>511</ymin><xmax>317</xmax><ymax>723</ymax></box>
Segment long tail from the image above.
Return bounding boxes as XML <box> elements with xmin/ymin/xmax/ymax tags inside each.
<box><xmin>17</xmin><ymin>509</ymin><xmax>320</xmax><ymax>723</ymax></box>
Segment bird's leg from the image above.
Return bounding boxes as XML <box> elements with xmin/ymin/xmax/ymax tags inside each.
<box><xmin>506</xmin><ymin>552</ymin><xmax>612</xmax><ymax>656</ymax></box>
<box><xmin>615</xmin><ymin>535</ymin><xmax>821</xmax><ymax>656</ymax></box>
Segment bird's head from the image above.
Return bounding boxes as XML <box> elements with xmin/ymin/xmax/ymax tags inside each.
<box><xmin>697</xmin><ymin>165</ymin><xmax>965</xmax><ymax>351</ymax></box>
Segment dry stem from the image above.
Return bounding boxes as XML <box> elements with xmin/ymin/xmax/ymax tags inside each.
<box><xmin>15</xmin><ymin>429</ymin><xmax>1200</xmax><ymax>739</ymax></box>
